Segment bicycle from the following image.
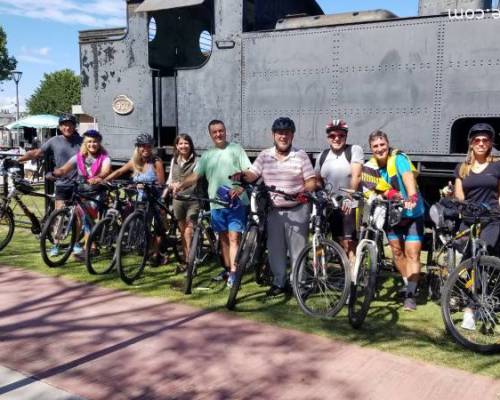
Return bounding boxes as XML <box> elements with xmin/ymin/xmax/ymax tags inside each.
<box><xmin>115</xmin><ymin>182</ymin><xmax>180</xmax><ymax>285</ymax></box>
<box><xmin>426</xmin><ymin>197</ymin><xmax>463</xmax><ymax>300</ymax></box>
<box><xmin>292</xmin><ymin>189</ymin><xmax>351</xmax><ymax>318</ymax></box>
<box><xmin>439</xmin><ymin>201</ymin><xmax>500</xmax><ymax>353</ymax></box>
<box><xmin>40</xmin><ymin>179</ymin><xmax>106</xmax><ymax>268</ymax></box>
<box><xmin>348</xmin><ymin>194</ymin><xmax>404</xmax><ymax>328</ymax></box>
<box><xmin>175</xmin><ymin>194</ymin><xmax>226</xmax><ymax>295</ymax></box>
<box><xmin>85</xmin><ymin>181</ymin><xmax>136</xmax><ymax>275</ymax></box>
<box><xmin>226</xmin><ymin>182</ymin><xmax>274</xmax><ymax>310</ymax></box>
<box><xmin>0</xmin><ymin>157</ymin><xmax>54</xmax><ymax>251</ymax></box>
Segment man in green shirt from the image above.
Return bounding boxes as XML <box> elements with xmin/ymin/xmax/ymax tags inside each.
<box><xmin>174</xmin><ymin>120</ymin><xmax>251</xmax><ymax>287</ymax></box>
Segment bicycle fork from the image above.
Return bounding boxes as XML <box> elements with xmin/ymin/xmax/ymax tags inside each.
<box><xmin>351</xmin><ymin>239</ymin><xmax>377</xmax><ymax>285</ymax></box>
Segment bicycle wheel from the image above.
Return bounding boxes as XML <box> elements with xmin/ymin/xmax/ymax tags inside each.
<box><xmin>292</xmin><ymin>239</ymin><xmax>350</xmax><ymax>318</ymax></box>
<box><xmin>227</xmin><ymin>226</ymin><xmax>258</xmax><ymax>310</ymax></box>
<box><xmin>441</xmin><ymin>256</ymin><xmax>500</xmax><ymax>354</ymax></box>
<box><xmin>0</xmin><ymin>204</ymin><xmax>15</xmax><ymax>251</ymax></box>
<box><xmin>40</xmin><ymin>208</ymin><xmax>77</xmax><ymax>268</ymax></box>
<box><xmin>184</xmin><ymin>225</ymin><xmax>202</xmax><ymax>295</ymax></box>
<box><xmin>86</xmin><ymin>217</ymin><xmax>118</xmax><ymax>275</ymax></box>
<box><xmin>348</xmin><ymin>242</ymin><xmax>378</xmax><ymax>328</ymax></box>
<box><xmin>116</xmin><ymin>211</ymin><xmax>149</xmax><ymax>285</ymax></box>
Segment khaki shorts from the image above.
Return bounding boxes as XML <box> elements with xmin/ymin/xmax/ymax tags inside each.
<box><xmin>172</xmin><ymin>199</ymin><xmax>199</xmax><ymax>223</ymax></box>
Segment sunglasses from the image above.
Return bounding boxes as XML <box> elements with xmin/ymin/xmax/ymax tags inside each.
<box><xmin>472</xmin><ymin>137</ymin><xmax>491</xmax><ymax>145</ymax></box>
<box><xmin>328</xmin><ymin>133</ymin><xmax>346</xmax><ymax>140</ymax></box>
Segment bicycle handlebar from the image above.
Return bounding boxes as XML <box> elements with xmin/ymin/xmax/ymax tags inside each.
<box><xmin>175</xmin><ymin>193</ymin><xmax>230</xmax><ymax>208</ymax></box>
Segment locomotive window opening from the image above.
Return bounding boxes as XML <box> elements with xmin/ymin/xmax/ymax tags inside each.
<box><xmin>148</xmin><ymin>17</ymin><xmax>157</xmax><ymax>42</ymax></box>
<box><xmin>148</xmin><ymin>0</ymin><xmax>214</xmax><ymax>73</ymax></box>
<box><xmin>243</xmin><ymin>0</ymin><xmax>323</xmax><ymax>32</ymax></box>
<box><xmin>450</xmin><ymin>118</ymin><xmax>500</xmax><ymax>153</ymax></box>
<box><xmin>199</xmin><ymin>30</ymin><xmax>212</xmax><ymax>56</ymax></box>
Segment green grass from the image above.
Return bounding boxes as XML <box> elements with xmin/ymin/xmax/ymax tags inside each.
<box><xmin>1</xmin><ymin>222</ymin><xmax>500</xmax><ymax>378</ymax></box>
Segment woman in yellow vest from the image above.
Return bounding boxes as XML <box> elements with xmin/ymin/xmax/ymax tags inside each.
<box><xmin>362</xmin><ymin>130</ymin><xmax>425</xmax><ymax>311</ymax></box>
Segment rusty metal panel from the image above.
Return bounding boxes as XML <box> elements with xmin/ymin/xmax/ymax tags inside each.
<box><xmin>439</xmin><ymin>16</ymin><xmax>500</xmax><ymax>152</ymax></box>
<box><xmin>242</xmin><ymin>18</ymin><xmax>441</xmax><ymax>154</ymax></box>
<box><xmin>80</xmin><ymin>2</ymin><xmax>154</xmax><ymax>160</ymax></box>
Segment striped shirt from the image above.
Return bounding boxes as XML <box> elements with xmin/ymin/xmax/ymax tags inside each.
<box><xmin>250</xmin><ymin>147</ymin><xmax>315</xmax><ymax>207</ymax></box>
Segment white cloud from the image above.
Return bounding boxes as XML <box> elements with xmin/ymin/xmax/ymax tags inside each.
<box><xmin>0</xmin><ymin>96</ymin><xmax>25</xmax><ymax>113</ymax></box>
<box><xmin>18</xmin><ymin>46</ymin><xmax>53</xmax><ymax>65</ymax></box>
<box><xmin>0</xmin><ymin>0</ymin><xmax>126</xmax><ymax>27</ymax></box>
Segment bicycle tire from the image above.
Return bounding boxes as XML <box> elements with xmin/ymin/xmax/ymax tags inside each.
<box><xmin>226</xmin><ymin>226</ymin><xmax>258</xmax><ymax>310</ymax></box>
<box><xmin>0</xmin><ymin>204</ymin><xmax>15</xmax><ymax>251</ymax></box>
<box><xmin>441</xmin><ymin>256</ymin><xmax>500</xmax><ymax>354</ymax></box>
<box><xmin>292</xmin><ymin>239</ymin><xmax>350</xmax><ymax>318</ymax></box>
<box><xmin>116</xmin><ymin>211</ymin><xmax>149</xmax><ymax>285</ymax></box>
<box><xmin>85</xmin><ymin>217</ymin><xmax>118</xmax><ymax>275</ymax></box>
<box><xmin>184</xmin><ymin>225</ymin><xmax>202</xmax><ymax>294</ymax></box>
<box><xmin>161</xmin><ymin>210</ymin><xmax>182</xmax><ymax>263</ymax></box>
<box><xmin>40</xmin><ymin>208</ymin><xmax>77</xmax><ymax>268</ymax></box>
<box><xmin>348</xmin><ymin>242</ymin><xmax>378</xmax><ymax>328</ymax></box>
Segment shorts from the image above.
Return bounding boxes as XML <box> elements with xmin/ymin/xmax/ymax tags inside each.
<box><xmin>330</xmin><ymin>208</ymin><xmax>357</xmax><ymax>240</ymax></box>
<box><xmin>211</xmin><ymin>206</ymin><xmax>248</xmax><ymax>233</ymax></box>
<box><xmin>55</xmin><ymin>183</ymin><xmax>74</xmax><ymax>201</ymax></box>
<box><xmin>387</xmin><ymin>217</ymin><xmax>424</xmax><ymax>243</ymax></box>
<box><xmin>172</xmin><ymin>199</ymin><xmax>199</xmax><ymax>223</ymax></box>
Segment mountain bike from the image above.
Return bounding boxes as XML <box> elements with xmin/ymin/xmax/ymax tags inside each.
<box><xmin>175</xmin><ymin>194</ymin><xmax>227</xmax><ymax>295</ymax></box>
<box><xmin>85</xmin><ymin>181</ymin><xmax>136</xmax><ymax>275</ymax></box>
<box><xmin>0</xmin><ymin>157</ymin><xmax>54</xmax><ymax>251</ymax></box>
<box><xmin>292</xmin><ymin>189</ymin><xmax>351</xmax><ymax>318</ymax></box>
<box><xmin>40</xmin><ymin>179</ymin><xmax>106</xmax><ymax>268</ymax></box>
<box><xmin>440</xmin><ymin>201</ymin><xmax>500</xmax><ymax>354</ymax></box>
<box><xmin>115</xmin><ymin>182</ymin><xmax>180</xmax><ymax>285</ymax></box>
<box><xmin>348</xmin><ymin>194</ymin><xmax>403</xmax><ymax>328</ymax></box>
<box><xmin>225</xmin><ymin>182</ymin><xmax>274</xmax><ymax>310</ymax></box>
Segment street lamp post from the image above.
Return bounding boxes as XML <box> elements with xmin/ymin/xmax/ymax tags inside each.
<box><xmin>11</xmin><ymin>70</ymin><xmax>22</xmax><ymax>148</ymax></box>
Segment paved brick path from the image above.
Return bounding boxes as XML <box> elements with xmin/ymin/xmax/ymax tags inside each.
<box><xmin>0</xmin><ymin>266</ymin><xmax>499</xmax><ymax>400</ymax></box>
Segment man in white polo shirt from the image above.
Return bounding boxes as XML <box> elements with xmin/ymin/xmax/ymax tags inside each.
<box><xmin>236</xmin><ymin>117</ymin><xmax>316</xmax><ymax>296</ymax></box>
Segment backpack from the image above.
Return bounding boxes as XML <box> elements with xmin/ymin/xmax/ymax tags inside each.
<box><xmin>318</xmin><ymin>144</ymin><xmax>352</xmax><ymax>170</ymax></box>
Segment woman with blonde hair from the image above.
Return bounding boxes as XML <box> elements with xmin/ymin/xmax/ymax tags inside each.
<box><xmin>52</xmin><ymin>129</ymin><xmax>111</xmax><ymax>257</ymax></box>
<box><xmin>105</xmin><ymin>133</ymin><xmax>166</xmax><ymax>265</ymax></box>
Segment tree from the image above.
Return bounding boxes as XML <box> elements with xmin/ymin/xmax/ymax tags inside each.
<box><xmin>0</xmin><ymin>26</ymin><xmax>16</xmax><ymax>82</ymax></box>
<box><xmin>26</xmin><ymin>69</ymin><xmax>81</xmax><ymax>115</ymax></box>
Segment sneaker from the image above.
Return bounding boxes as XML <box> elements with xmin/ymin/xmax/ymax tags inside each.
<box><xmin>227</xmin><ymin>272</ymin><xmax>236</xmax><ymax>288</ymax></box>
<box><xmin>403</xmin><ymin>295</ymin><xmax>417</xmax><ymax>311</ymax></box>
<box><xmin>212</xmin><ymin>269</ymin><xmax>228</xmax><ymax>282</ymax></box>
<box><xmin>73</xmin><ymin>243</ymin><xmax>83</xmax><ymax>256</ymax></box>
<box><xmin>461</xmin><ymin>308</ymin><xmax>476</xmax><ymax>331</ymax></box>
<box><xmin>150</xmin><ymin>254</ymin><xmax>165</xmax><ymax>268</ymax></box>
<box><xmin>49</xmin><ymin>245</ymin><xmax>60</xmax><ymax>257</ymax></box>
<box><xmin>175</xmin><ymin>264</ymin><xmax>187</xmax><ymax>274</ymax></box>
<box><xmin>266</xmin><ymin>285</ymin><xmax>285</xmax><ymax>297</ymax></box>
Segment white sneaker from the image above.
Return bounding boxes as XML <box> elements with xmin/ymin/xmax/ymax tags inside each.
<box><xmin>461</xmin><ymin>308</ymin><xmax>476</xmax><ymax>331</ymax></box>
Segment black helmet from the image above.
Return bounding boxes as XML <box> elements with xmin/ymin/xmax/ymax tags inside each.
<box><xmin>59</xmin><ymin>113</ymin><xmax>77</xmax><ymax>125</ymax></box>
<box><xmin>135</xmin><ymin>133</ymin><xmax>154</xmax><ymax>146</ymax></box>
<box><xmin>468</xmin><ymin>123</ymin><xmax>495</xmax><ymax>141</ymax></box>
<box><xmin>272</xmin><ymin>117</ymin><xmax>296</xmax><ymax>133</ymax></box>
<box><xmin>83</xmin><ymin>129</ymin><xmax>102</xmax><ymax>142</ymax></box>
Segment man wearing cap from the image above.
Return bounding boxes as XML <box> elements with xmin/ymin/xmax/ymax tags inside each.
<box><xmin>173</xmin><ymin>120</ymin><xmax>251</xmax><ymax>287</ymax></box>
<box><xmin>235</xmin><ymin>117</ymin><xmax>316</xmax><ymax>296</ymax></box>
<box><xmin>315</xmin><ymin>119</ymin><xmax>364</xmax><ymax>264</ymax></box>
<box><xmin>19</xmin><ymin>113</ymin><xmax>83</xmax><ymax>206</ymax></box>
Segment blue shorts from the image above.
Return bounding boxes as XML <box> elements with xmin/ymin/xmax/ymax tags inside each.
<box><xmin>387</xmin><ymin>217</ymin><xmax>424</xmax><ymax>243</ymax></box>
<box><xmin>211</xmin><ymin>206</ymin><xmax>247</xmax><ymax>233</ymax></box>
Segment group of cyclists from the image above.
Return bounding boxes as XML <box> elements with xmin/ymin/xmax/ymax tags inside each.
<box><xmin>15</xmin><ymin>113</ymin><xmax>500</xmax><ymax>318</ymax></box>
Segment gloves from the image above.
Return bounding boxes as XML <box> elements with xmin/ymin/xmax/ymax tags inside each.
<box><xmin>386</xmin><ymin>188</ymin><xmax>402</xmax><ymax>200</ymax></box>
<box><xmin>296</xmin><ymin>192</ymin><xmax>310</xmax><ymax>204</ymax></box>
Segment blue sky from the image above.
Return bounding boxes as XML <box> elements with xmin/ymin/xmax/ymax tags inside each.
<box><xmin>0</xmin><ymin>0</ymin><xmax>422</xmax><ymax>113</ymax></box>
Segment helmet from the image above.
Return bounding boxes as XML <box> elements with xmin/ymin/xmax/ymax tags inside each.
<box><xmin>135</xmin><ymin>133</ymin><xmax>154</xmax><ymax>147</ymax></box>
<box><xmin>58</xmin><ymin>113</ymin><xmax>77</xmax><ymax>125</ymax></box>
<box><xmin>468</xmin><ymin>123</ymin><xmax>495</xmax><ymax>141</ymax></box>
<box><xmin>83</xmin><ymin>129</ymin><xmax>102</xmax><ymax>142</ymax></box>
<box><xmin>272</xmin><ymin>117</ymin><xmax>296</xmax><ymax>133</ymax></box>
<box><xmin>216</xmin><ymin>185</ymin><xmax>241</xmax><ymax>209</ymax></box>
<box><xmin>326</xmin><ymin>119</ymin><xmax>348</xmax><ymax>134</ymax></box>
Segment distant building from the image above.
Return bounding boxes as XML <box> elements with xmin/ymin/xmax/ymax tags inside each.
<box><xmin>0</xmin><ymin>112</ymin><xmax>17</xmax><ymax>147</ymax></box>
<box><xmin>72</xmin><ymin>105</ymin><xmax>98</xmax><ymax>134</ymax></box>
